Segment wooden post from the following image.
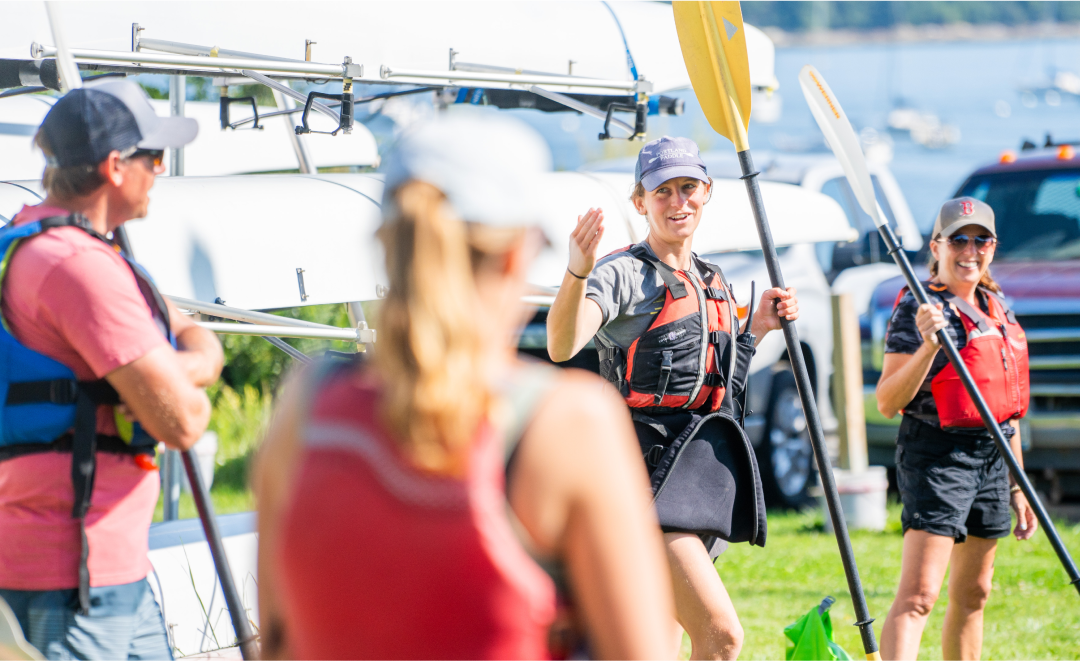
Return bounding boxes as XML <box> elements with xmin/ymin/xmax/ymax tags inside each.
<box><xmin>832</xmin><ymin>293</ymin><xmax>868</xmax><ymax>471</ymax></box>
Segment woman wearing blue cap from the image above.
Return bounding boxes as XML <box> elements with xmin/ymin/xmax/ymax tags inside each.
<box><xmin>548</xmin><ymin>136</ymin><xmax>799</xmax><ymax>659</ymax></box>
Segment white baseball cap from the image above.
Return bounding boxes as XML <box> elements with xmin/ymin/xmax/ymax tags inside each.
<box><xmin>381</xmin><ymin>112</ymin><xmax>552</xmax><ymax>230</ymax></box>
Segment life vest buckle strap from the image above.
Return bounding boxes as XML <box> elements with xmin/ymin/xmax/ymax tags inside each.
<box><xmin>5</xmin><ymin>379</ymin><xmax>78</xmax><ymax>406</ymax></box>
<box><xmin>703</xmin><ymin>373</ymin><xmax>725</xmax><ymax>387</ymax></box>
<box><xmin>705</xmin><ymin>286</ymin><xmax>727</xmax><ymax>301</ymax></box>
<box><xmin>654</xmin><ymin>350</ymin><xmax>674</xmax><ymax>405</ymax></box>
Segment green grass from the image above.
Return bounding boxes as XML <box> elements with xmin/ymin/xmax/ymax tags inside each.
<box><xmin>715</xmin><ymin>504</ymin><xmax>1080</xmax><ymax>660</ymax></box>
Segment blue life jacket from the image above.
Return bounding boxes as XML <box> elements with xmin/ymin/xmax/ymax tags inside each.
<box><xmin>0</xmin><ymin>213</ymin><xmax>172</xmax><ymax>612</ymax></box>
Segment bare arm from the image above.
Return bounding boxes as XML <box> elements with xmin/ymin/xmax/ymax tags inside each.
<box><xmin>166</xmin><ymin>299</ymin><xmax>224</xmax><ymax>388</ymax></box>
<box><xmin>508</xmin><ymin>371</ymin><xmax>674</xmax><ymax>659</ymax></box>
<box><xmin>547</xmin><ymin>209</ymin><xmax>606</xmax><ymax>362</ymax></box>
<box><xmin>253</xmin><ymin>370</ymin><xmax>307</xmax><ymax>660</ymax></box>
<box><xmin>105</xmin><ymin>345</ymin><xmax>211</xmax><ymax>451</ymax></box>
<box><xmin>876</xmin><ymin>302</ymin><xmax>947</xmax><ymax>418</ymax></box>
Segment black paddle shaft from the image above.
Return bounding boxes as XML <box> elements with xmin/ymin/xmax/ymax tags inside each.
<box><xmin>877</xmin><ymin>223</ymin><xmax>1080</xmax><ymax>596</ymax></box>
<box><xmin>114</xmin><ymin>225</ymin><xmax>261</xmax><ymax>655</ymax></box>
<box><xmin>736</xmin><ymin>151</ymin><xmax>880</xmax><ymax>655</ymax></box>
<box><xmin>182</xmin><ymin>452</ymin><xmax>261</xmax><ymax>658</ymax></box>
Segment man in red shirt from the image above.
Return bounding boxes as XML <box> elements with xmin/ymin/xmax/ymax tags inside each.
<box><xmin>0</xmin><ymin>79</ymin><xmax>223</xmax><ymax>659</ymax></box>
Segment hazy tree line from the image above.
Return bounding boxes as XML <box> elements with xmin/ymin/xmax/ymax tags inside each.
<box><xmin>742</xmin><ymin>1</ymin><xmax>1080</xmax><ymax>32</ymax></box>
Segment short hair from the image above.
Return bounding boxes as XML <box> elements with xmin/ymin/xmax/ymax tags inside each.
<box><xmin>35</xmin><ymin>129</ymin><xmax>106</xmax><ymax>198</ymax></box>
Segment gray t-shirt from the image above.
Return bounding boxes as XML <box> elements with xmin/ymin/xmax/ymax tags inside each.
<box><xmin>585</xmin><ymin>241</ymin><xmax>722</xmax><ymax>352</ymax></box>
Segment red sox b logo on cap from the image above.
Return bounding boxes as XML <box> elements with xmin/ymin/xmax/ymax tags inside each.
<box><xmin>960</xmin><ymin>200</ymin><xmax>975</xmax><ymax>216</ymax></box>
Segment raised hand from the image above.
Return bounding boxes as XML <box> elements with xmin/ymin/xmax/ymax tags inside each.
<box><xmin>568</xmin><ymin>208</ymin><xmax>605</xmax><ymax>278</ymax></box>
<box><xmin>916</xmin><ymin>302</ymin><xmax>948</xmax><ymax>348</ymax></box>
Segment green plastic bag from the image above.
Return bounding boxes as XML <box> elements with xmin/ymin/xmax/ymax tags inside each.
<box><xmin>784</xmin><ymin>597</ymin><xmax>853</xmax><ymax>661</ymax></box>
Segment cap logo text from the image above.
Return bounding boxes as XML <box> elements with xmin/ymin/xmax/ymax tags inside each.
<box><xmin>960</xmin><ymin>201</ymin><xmax>974</xmax><ymax>216</ymax></box>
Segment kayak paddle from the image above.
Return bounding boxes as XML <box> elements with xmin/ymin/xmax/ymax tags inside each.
<box><xmin>799</xmin><ymin>63</ymin><xmax>1080</xmax><ymax>597</ymax></box>
<box><xmin>672</xmin><ymin>3</ymin><xmax>882</xmax><ymax>658</ymax></box>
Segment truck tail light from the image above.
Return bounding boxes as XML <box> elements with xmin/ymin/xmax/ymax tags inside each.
<box><xmin>1058</xmin><ymin>145</ymin><xmax>1075</xmax><ymax>160</ymax></box>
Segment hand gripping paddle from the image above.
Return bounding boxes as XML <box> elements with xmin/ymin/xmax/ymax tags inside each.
<box><xmin>799</xmin><ymin>64</ymin><xmax>1080</xmax><ymax>598</ymax></box>
<box><xmin>672</xmin><ymin>3</ymin><xmax>882</xmax><ymax>658</ymax></box>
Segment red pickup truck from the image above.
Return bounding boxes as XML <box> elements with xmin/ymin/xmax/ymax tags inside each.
<box><xmin>864</xmin><ymin>143</ymin><xmax>1080</xmax><ymax>503</ymax></box>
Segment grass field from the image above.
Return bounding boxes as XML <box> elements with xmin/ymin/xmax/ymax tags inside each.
<box><xmin>151</xmin><ymin>332</ymin><xmax>1079</xmax><ymax>660</ymax></box>
<box><xmin>715</xmin><ymin>504</ymin><xmax>1080</xmax><ymax>660</ymax></box>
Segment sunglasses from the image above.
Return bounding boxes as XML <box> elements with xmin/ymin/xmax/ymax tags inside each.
<box><xmin>939</xmin><ymin>234</ymin><xmax>997</xmax><ymax>252</ymax></box>
<box><xmin>130</xmin><ymin>149</ymin><xmax>165</xmax><ymax>168</ymax></box>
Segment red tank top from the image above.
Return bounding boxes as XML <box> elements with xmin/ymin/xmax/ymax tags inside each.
<box><xmin>277</xmin><ymin>368</ymin><xmax>556</xmax><ymax>659</ymax></box>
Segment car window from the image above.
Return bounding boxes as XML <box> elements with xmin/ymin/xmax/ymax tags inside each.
<box><xmin>958</xmin><ymin>169</ymin><xmax>1080</xmax><ymax>261</ymax></box>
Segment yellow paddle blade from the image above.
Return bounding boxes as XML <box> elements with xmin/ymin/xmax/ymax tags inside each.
<box><xmin>673</xmin><ymin>1</ymin><xmax>752</xmax><ymax>151</ymax></box>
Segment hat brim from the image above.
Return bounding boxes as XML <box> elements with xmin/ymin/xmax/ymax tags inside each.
<box><xmin>641</xmin><ymin>165</ymin><xmax>709</xmax><ymax>191</ymax></box>
<box><xmin>136</xmin><ymin>116</ymin><xmax>199</xmax><ymax>150</ymax></box>
<box><xmin>940</xmin><ymin>218</ymin><xmax>996</xmax><ymax>239</ymax></box>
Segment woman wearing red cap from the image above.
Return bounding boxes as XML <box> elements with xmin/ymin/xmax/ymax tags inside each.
<box><xmin>548</xmin><ymin>135</ymin><xmax>799</xmax><ymax>660</ymax></box>
<box><xmin>877</xmin><ymin>197</ymin><xmax>1036</xmax><ymax>660</ymax></box>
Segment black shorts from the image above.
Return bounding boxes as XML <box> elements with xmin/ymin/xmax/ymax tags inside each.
<box><xmin>895</xmin><ymin>416</ymin><xmax>1012</xmax><ymax>543</ymax></box>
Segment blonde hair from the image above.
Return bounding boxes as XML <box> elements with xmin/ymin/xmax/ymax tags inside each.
<box><xmin>374</xmin><ymin>180</ymin><xmax>524</xmax><ymax>475</ymax></box>
<box><xmin>928</xmin><ymin>234</ymin><xmax>1002</xmax><ymax>294</ymax></box>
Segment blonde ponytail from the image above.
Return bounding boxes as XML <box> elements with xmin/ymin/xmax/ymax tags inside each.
<box><xmin>374</xmin><ymin>181</ymin><xmax>491</xmax><ymax>475</ymax></box>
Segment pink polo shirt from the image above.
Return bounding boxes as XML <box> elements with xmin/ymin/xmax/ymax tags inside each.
<box><xmin>0</xmin><ymin>204</ymin><xmax>168</xmax><ymax>590</ymax></box>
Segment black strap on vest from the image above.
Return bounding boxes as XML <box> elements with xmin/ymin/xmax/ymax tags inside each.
<box><xmin>654</xmin><ymin>350</ymin><xmax>674</xmax><ymax>405</ymax></box>
<box><xmin>627</xmin><ymin>245</ymin><xmax>688</xmax><ymax>299</ymax></box>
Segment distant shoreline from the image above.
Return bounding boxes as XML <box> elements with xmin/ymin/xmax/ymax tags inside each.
<box><xmin>766</xmin><ymin>21</ymin><xmax>1080</xmax><ymax>48</ymax></box>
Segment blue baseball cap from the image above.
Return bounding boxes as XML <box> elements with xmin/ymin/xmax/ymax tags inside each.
<box><xmin>635</xmin><ymin>136</ymin><xmax>709</xmax><ymax>191</ymax></box>
<box><xmin>39</xmin><ymin>79</ymin><xmax>198</xmax><ymax>168</ymax></box>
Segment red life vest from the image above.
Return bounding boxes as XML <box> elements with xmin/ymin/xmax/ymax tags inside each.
<box><xmin>599</xmin><ymin>245</ymin><xmax>738</xmax><ymax>412</ymax></box>
<box><xmin>278</xmin><ymin>365</ymin><xmax>556</xmax><ymax>659</ymax></box>
<box><xmin>894</xmin><ymin>282</ymin><xmax>1029</xmax><ymax>428</ymax></box>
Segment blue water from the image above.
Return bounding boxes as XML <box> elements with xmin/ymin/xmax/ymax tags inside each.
<box><xmin>507</xmin><ymin>37</ymin><xmax>1080</xmax><ymax>232</ymax></box>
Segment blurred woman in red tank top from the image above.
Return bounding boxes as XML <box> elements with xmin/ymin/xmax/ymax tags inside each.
<box><xmin>254</xmin><ymin>115</ymin><xmax>675</xmax><ymax>660</ymax></box>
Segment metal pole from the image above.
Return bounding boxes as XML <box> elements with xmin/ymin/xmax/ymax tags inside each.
<box><xmin>737</xmin><ymin>149</ymin><xmax>880</xmax><ymax>656</ymax></box>
<box><xmin>181</xmin><ymin>451</ymin><xmax>259</xmax><ymax>658</ymax></box>
<box><xmin>877</xmin><ymin>223</ymin><xmax>1080</xmax><ymax>596</ymax></box>
<box><xmin>160</xmin><ymin>448</ymin><xmax>181</xmax><ymax>521</ymax></box>
<box><xmin>169</xmin><ymin>75</ymin><xmax>185</xmax><ymax>176</ymax></box>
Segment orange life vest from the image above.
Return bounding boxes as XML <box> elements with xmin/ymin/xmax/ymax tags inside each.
<box><xmin>895</xmin><ymin>282</ymin><xmax>1029</xmax><ymax>428</ymax></box>
<box><xmin>598</xmin><ymin>245</ymin><xmax>738</xmax><ymax>412</ymax></box>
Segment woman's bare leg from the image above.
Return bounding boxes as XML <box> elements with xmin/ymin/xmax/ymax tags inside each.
<box><xmin>665</xmin><ymin>532</ymin><xmax>743</xmax><ymax>660</ymax></box>
<box><xmin>880</xmin><ymin>531</ymin><xmax>955</xmax><ymax>660</ymax></box>
<box><xmin>941</xmin><ymin>536</ymin><xmax>997</xmax><ymax>660</ymax></box>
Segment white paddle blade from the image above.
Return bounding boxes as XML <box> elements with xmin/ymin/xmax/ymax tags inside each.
<box><xmin>797</xmin><ymin>64</ymin><xmax>882</xmax><ymax>227</ymax></box>
<box><xmin>44</xmin><ymin>1</ymin><xmax>82</xmax><ymax>92</ymax></box>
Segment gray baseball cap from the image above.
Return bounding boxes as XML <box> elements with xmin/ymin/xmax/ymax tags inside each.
<box><xmin>933</xmin><ymin>197</ymin><xmax>996</xmax><ymax>239</ymax></box>
<box><xmin>635</xmin><ymin>136</ymin><xmax>709</xmax><ymax>191</ymax></box>
<box><xmin>40</xmin><ymin>79</ymin><xmax>197</xmax><ymax>168</ymax></box>
<box><xmin>381</xmin><ymin>113</ymin><xmax>552</xmax><ymax>230</ymax></box>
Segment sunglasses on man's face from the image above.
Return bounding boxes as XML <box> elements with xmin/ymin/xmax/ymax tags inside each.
<box><xmin>129</xmin><ymin>149</ymin><xmax>165</xmax><ymax>168</ymax></box>
<box><xmin>940</xmin><ymin>234</ymin><xmax>997</xmax><ymax>252</ymax></box>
